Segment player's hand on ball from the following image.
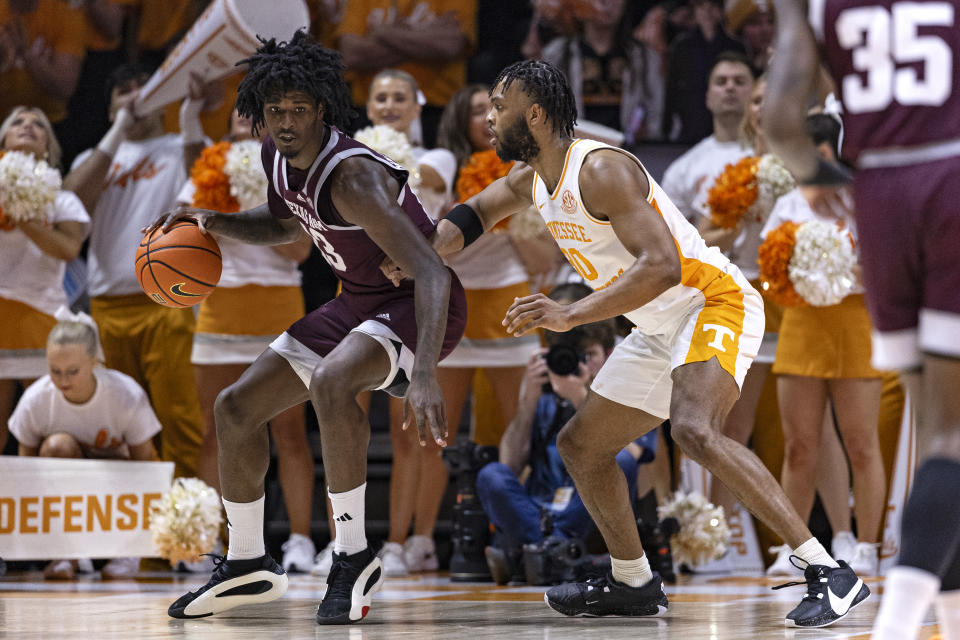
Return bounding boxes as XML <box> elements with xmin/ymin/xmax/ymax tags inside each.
<box><xmin>503</xmin><ymin>293</ymin><xmax>573</xmax><ymax>336</ymax></box>
<box><xmin>403</xmin><ymin>374</ymin><xmax>447</xmax><ymax>448</ymax></box>
<box><xmin>143</xmin><ymin>206</ymin><xmax>214</xmax><ymax>235</ymax></box>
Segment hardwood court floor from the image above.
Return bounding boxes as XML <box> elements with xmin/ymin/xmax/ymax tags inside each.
<box><xmin>0</xmin><ymin>570</ymin><xmax>942</xmax><ymax>639</ymax></box>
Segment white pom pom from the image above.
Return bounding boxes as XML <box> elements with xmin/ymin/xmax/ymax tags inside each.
<box><xmin>789</xmin><ymin>220</ymin><xmax>857</xmax><ymax>306</ymax></box>
<box><xmin>223</xmin><ymin>140</ymin><xmax>268</xmax><ymax>211</ymax></box>
<box><xmin>0</xmin><ymin>150</ymin><xmax>61</xmax><ymax>224</ymax></box>
<box><xmin>657</xmin><ymin>491</ymin><xmax>730</xmax><ymax>567</ymax></box>
<box><xmin>749</xmin><ymin>154</ymin><xmax>796</xmax><ymax>225</ymax></box>
<box><xmin>149</xmin><ymin>477</ymin><xmax>223</xmax><ymax>567</ymax></box>
<box><xmin>353</xmin><ymin>125</ymin><xmax>419</xmax><ymax>188</ymax></box>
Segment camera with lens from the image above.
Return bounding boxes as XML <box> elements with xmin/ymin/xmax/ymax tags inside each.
<box><xmin>444</xmin><ymin>438</ymin><xmax>498</xmax><ymax>582</ymax></box>
<box><xmin>521</xmin><ymin>510</ymin><xmax>599</xmax><ymax>586</ymax></box>
<box><xmin>541</xmin><ymin>339</ymin><xmax>586</xmax><ymax>393</ymax></box>
<box><xmin>522</xmin><ymin>536</ymin><xmax>592</xmax><ymax>586</ymax></box>
<box><xmin>637</xmin><ymin>515</ymin><xmax>679</xmax><ymax>583</ymax></box>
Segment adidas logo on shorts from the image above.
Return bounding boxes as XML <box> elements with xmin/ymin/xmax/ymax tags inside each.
<box><xmin>376</xmin><ymin>313</ymin><xmax>391</xmax><ymax>321</ymax></box>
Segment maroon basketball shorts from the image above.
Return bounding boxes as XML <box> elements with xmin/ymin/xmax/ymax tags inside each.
<box><xmin>269</xmin><ymin>278</ymin><xmax>467</xmax><ymax>396</ymax></box>
<box><xmin>852</xmin><ymin>155</ymin><xmax>960</xmax><ymax>369</ymax></box>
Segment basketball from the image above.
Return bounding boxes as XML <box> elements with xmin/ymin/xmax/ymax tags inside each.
<box><xmin>135</xmin><ymin>219</ymin><xmax>222</xmax><ymax>307</ymax></box>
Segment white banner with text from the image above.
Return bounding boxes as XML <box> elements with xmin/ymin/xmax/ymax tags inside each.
<box><xmin>0</xmin><ymin>457</ymin><xmax>174</xmax><ymax>560</ymax></box>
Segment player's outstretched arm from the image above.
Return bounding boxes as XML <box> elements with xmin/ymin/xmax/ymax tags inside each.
<box><xmin>434</xmin><ymin>162</ymin><xmax>536</xmax><ymax>257</ymax></box>
<box><xmin>142</xmin><ymin>203</ymin><xmax>302</xmax><ymax>246</ymax></box>
<box><xmin>763</xmin><ymin>0</ymin><xmax>822</xmax><ymax>183</ymax></box>
<box><xmin>331</xmin><ymin>157</ymin><xmax>452</xmax><ymax>447</ymax></box>
<box><xmin>504</xmin><ymin>151</ymin><xmax>680</xmax><ymax>336</ymax></box>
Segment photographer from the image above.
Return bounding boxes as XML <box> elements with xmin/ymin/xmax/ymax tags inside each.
<box><xmin>476</xmin><ymin>284</ymin><xmax>657</xmax><ymax>584</ymax></box>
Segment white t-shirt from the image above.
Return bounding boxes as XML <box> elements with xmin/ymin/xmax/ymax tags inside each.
<box><xmin>0</xmin><ymin>191</ymin><xmax>90</xmax><ymax>315</ymax></box>
<box><xmin>761</xmin><ymin>189</ymin><xmax>864</xmax><ymax>294</ymax></box>
<box><xmin>9</xmin><ymin>368</ymin><xmax>162</xmax><ymax>458</ymax></box>
<box><xmin>661</xmin><ymin>136</ymin><xmax>751</xmax><ymax>223</ymax></box>
<box><xmin>74</xmin><ymin>135</ymin><xmax>191</xmax><ymax>297</ymax></box>
<box><xmin>176</xmin><ymin>181</ymin><xmax>301</xmax><ymax>288</ymax></box>
<box><xmin>411</xmin><ymin>147</ymin><xmax>457</xmax><ymax>221</ymax></box>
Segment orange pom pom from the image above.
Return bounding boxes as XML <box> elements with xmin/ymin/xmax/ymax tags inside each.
<box><xmin>757</xmin><ymin>221</ymin><xmax>808</xmax><ymax>307</ymax></box>
<box><xmin>190</xmin><ymin>142</ymin><xmax>240</xmax><ymax>213</ymax></box>
<box><xmin>707</xmin><ymin>156</ymin><xmax>759</xmax><ymax>230</ymax></box>
<box><xmin>456</xmin><ymin>150</ymin><xmax>514</xmax><ymax>231</ymax></box>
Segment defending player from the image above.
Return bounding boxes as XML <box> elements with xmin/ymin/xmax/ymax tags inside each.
<box><xmin>762</xmin><ymin>1</ymin><xmax>960</xmax><ymax>638</ymax></box>
<box><xmin>386</xmin><ymin>60</ymin><xmax>869</xmax><ymax>628</ymax></box>
<box><xmin>151</xmin><ymin>31</ymin><xmax>466</xmax><ymax>625</ymax></box>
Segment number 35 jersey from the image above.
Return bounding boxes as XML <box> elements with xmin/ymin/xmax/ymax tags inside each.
<box><xmin>811</xmin><ymin>0</ymin><xmax>960</xmax><ymax>161</ymax></box>
<box><xmin>262</xmin><ymin>129</ymin><xmax>437</xmax><ymax>296</ymax></box>
<box><xmin>532</xmin><ymin>138</ymin><xmax>758</xmax><ymax>335</ymax></box>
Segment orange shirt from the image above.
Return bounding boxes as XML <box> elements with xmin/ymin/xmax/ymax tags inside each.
<box><xmin>83</xmin><ymin>0</ymin><xmax>128</xmax><ymax>51</ymax></box>
<box><xmin>307</xmin><ymin>0</ymin><xmax>347</xmax><ymax>49</ymax></box>
<box><xmin>0</xmin><ymin>0</ymin><xmax>87</xmax><ymax>122</ymax></box>
<box><xmin>121</xmin><ymin>0</ymin><xmax>193</xmax><ymax>51</ymax></box>
<box><xmin>334</xmin><ymin>0</ymin><xmax>476</xmax><ymax>107</ymax></box>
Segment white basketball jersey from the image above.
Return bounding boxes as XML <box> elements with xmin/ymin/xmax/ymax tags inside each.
<box><xmin>532</xmin><ymin>139</ymin><xmax>750</xmax><ymax>334</ymax></box>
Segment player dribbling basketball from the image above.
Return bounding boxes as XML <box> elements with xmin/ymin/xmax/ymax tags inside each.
<box><xmin>148</xmin><ymin>31</ymin><xmax>466</xmax><ymax>625</ymax></box>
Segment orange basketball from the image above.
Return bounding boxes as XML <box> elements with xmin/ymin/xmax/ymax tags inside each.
<box><xmin>135</xmin><ymin>220</ymin><xmax>222</xmax><ymax>307</ymax></box>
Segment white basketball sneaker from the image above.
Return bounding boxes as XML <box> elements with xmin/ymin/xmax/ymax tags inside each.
<box><xmin>766</xmin><ymin>545</ymin><xmax>803</xmax><ymax>576</ymax></box>
<box><xmin>281</xmin><ymin>533</ymin><xmax>316</xmax><ymax>573</ymax></box>
<box><xmin>848</xmin><ymin>542</ymin><xmax>879</xmax><ymax>576</ymax></box>
<box><xmin>380</xmin><ymin>542</ymin><xmax>409</xmax><ymax>577</ymax></box>
<box><xmin>831</xmin><ymin>531</ymin><xmax>857</xmax><ymax>564</ymax></box>
<box><xmin>404</xmin><ymin>535</ymin><xmax>439</xmax><ymax>572</ymax></box>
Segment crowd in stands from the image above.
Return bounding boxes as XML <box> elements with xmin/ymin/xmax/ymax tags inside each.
<box><xmin>2</xmin><ymin>0</ymin><xmax>900</xmax><ymax>583</ymax></box>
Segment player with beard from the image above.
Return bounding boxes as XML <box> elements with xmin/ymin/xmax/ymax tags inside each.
<box><xmin>154</xmin><ymin>31</ymin><xmax>466</xmax><ymax>625</ymax></box>
<box><xmin>384</xmin><ymin>59</ymin><xmax>869</xmax><ymax>627</ymax></box>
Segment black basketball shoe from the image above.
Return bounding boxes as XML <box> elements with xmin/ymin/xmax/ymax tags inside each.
<box><xmin>315</xmin><ymin>546</ymin><xmax>384</xmax><ymax>625</ymax></box>
<box><xmin>773</xmin><ymin>556</ymin><xmax>870</xmax><ymax>627</ymax></box>
<box><xmin>168</xmin><ymin>554</ymin><xmax>288</xmax><ymax>619</ymax></box>
<box><xmin>544</xmin><ymin>572</ymin><xmax>669</xmax><ymax>617</ymax></box>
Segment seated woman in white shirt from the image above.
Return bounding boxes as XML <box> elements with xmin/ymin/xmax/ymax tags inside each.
<box><xmin>9</xmin><ymin>310</ymin><xmax>161</xmax><ymax>580</ymax></box>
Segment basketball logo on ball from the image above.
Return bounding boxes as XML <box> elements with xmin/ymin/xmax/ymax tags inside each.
<box><xmin>135</xmin><ymin>219</ymin><xmax>222</xmax><ymax>307</ymax></box>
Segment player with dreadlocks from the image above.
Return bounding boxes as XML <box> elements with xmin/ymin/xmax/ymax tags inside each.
<box><xmin>154</xmin><ymin>29</ymin><xmax>467</xmax><ymax>624</ymax></box>
<box><xmin>383</xmin><ymin>59</ymin><xmax>869</xmax><ymax>627</ymax></box>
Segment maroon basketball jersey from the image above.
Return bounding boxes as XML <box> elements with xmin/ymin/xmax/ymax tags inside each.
<box><xmin>261</xmin><ymin>128</ymin><xmax>436</xmax><ymax>295</ymax></box>
<box><xmin>812</xmin><ymin>0</ymin><xmax>960</xmax><ymax>160</ymax></box>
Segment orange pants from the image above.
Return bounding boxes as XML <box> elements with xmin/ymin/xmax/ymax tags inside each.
<box><xmin>90</xmin><ymin>294</ymin><xmax>204</xmax><ymax>478</ymax></box>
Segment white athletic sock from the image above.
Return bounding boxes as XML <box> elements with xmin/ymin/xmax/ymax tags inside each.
<box><xmin>329</xmin><ymin>483</ymin><xmax>367</xmax><ymax>555</ymax></box>
<box><xmin>223</xmin><ymin>495</ymin><xmax>265</xmax><ymax>561</ymax></box>
<box><xmin>794</xmin><ymin>537</ymin><xmax>839</xmax><ymax>568</ymax></box>
<box><xmin>936</xmin><ymin>589</ymin><xmax>960</xmax><ymax>640</ymax></box>
<box><xmin>611</xmin><ymin>555</ymin><xmax>653</xmax><ymax>588</ymax></box>
<box><xmin>871</xmin><ymin>566</ymin><xmax>940</xmax><ymax>640</ymax></box>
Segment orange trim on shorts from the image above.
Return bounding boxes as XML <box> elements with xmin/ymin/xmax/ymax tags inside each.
<box><xmin>680</xmin><ymin>257</ymin><xmax>745</xmax><ymax>375</ymax></box>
